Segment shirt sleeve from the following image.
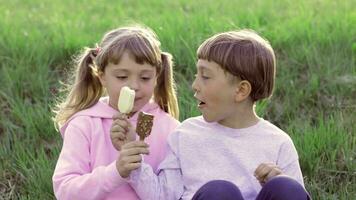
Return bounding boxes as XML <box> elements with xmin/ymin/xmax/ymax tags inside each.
<box><xmin>128</xmin><ymin>131</ymin><xmax>184</xmax><ymax>200</ymax></box>
<box><xmin>277</xmin><ymin>137</ymin><xmax>305</xmax><ymax>187</ymax></box>
<box><xmin>52</xmin><ymin>120</ymin><xmax>126</xmax><ymax>200</ymax></box>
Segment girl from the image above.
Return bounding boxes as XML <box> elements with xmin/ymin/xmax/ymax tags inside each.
<box><xmin>114</xmin><ymin>29</ymin><xmax>311</xmax><ymax>200</ymax></box>
<box><xmin>52</xmin><ymin>25</ymin><xmax>180</xmax><ymax>200</ymax></box>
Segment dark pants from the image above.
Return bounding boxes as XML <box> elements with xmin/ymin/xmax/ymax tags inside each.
<box><xmin>192</xmin><ymin>176</ymin><xmax>311</xmax><ymax>200</ymax></box>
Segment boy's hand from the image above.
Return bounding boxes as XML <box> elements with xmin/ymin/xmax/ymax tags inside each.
<box><xmin>254</xmin><ymin>163</ymin><xmax>283</xmax><ymax>186</ymax></box>
<box><xmin>110</xmin><ymin>113</ymin><xmax>136</xmax><ymax>151</ymax></box>
<box><xmin>116</xmin><ymin>141</ymin><xmax>149</xmax><ymax>178</ymax></box>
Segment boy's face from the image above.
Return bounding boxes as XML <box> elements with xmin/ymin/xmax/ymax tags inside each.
<box><xmin>98</xmin><ymin>51</ymin><xmax>157</xmax><ymax>113</ymax></box>
<box><xmin>192</xmin><ymin>59</ymin><xmax>239</xmax><ymax>126</ymax></box>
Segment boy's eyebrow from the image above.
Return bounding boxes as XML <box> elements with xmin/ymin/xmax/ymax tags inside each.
<box><xmin>196</xmin><ymin>64</ymin><xmax>212</xmax><ymax>72</ymax></box>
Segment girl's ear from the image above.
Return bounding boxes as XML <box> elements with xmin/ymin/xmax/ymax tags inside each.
<box><xmin>235</xmin><ymin>80</ymin><xmax>252</xmax><ymax>102</ymax></box>
<box><xmin>97</xmin><ymin>71</ymin><xmax>107</xmax><ymax>87</ymax></box>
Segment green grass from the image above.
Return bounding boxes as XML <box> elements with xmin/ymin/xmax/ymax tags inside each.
<box><xmin>0</xmin><ymin>0</ymin><xmax>355</xmax><ymax>199</ymax></box>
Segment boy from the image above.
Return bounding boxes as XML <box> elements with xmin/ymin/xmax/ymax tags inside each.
<box><xmin>115</xmin><ymin>29</ymin><xmax>310</xmax><ymax>200</ymax></box>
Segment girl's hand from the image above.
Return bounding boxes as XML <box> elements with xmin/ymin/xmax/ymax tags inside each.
<box><xmin>254</xmin><ymin>163</ymin><xmax>283</xmax><ymax>186</ymax></box>
<box><xmin>116</xmin><ymin>141</ymin><xmax>149</xmax><ymax>178</ymax></box>
<box><xmin>110</xmin><ymin>113</ymin><xmax>136</xmax><ymax>151</ymax></box>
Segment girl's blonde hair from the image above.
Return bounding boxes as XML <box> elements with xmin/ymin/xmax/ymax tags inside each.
<box><xmin>53</xmin><ymin>25</ymin><xmax>179</xmax><ymax>128</ymax></box>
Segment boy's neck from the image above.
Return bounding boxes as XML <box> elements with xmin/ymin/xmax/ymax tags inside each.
<box><xmin>218</xmin><ymin>102</ymin><xmax>260</xmax><ymax>129</ymax></box>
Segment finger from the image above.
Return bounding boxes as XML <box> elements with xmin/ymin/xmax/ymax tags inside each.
<box><xmin>255</xmin><ymin>163</ymin><xmax>275</xmax><ymax>174</ymax></box>
<box><xmin>112</xmin><ymin>120</ymin><xmax>130</xmax><ymax>133</ymax></box>
<box><xmin>254</xmin><ymin>163</ymin><xmax>274</xmax><ymax>181</ymax></box>
<box><xmin>111</xmin><ymin>124</ymin><xmax>127</xmax><ymax>133</ymax></box>
<box><xmin>120</xmin><ymin>154</ymin><xmax>143</xmax><ymax>164</ymax></box>
<box><xmin>123</xmin><ymin>163</ymin><xmax>141</xmax><ymax>171</ymax></box>
<box><xmin>254</xmin><ymin>163</ymin><xmax>268</xmax><ymax>177</ymax></box>
<box><xmin>113</xmin><ymin>113</ymin><xmax>127</xmax><ymax>120</ymax></box>
<box><xmin>259</xmin><ymin>165</ymin><xmax>273</xmax><ymax>178</ymax></box>
<box><xmin>111</xmin><ymin>133</ymin><xmax>127</xmax><ymax>150</ymax></box>
<box><xmin>255</xmin><ymin>162</ymin><xmax>275</xmax><ymax>173</ymax></box>
<box><xmin>112</xmin><ymin>140</ymin><xmax>125</xmax><ymax>151</ymax></box>
<box><xmin>121</xmin><ymin>147</ymin><xmax>149</xmax><ymax>156</ymax></box>
<box><xmin>113</xmin><ymin>132</ymin><xmax>126</xmax><ymax>141</ymax></box>
<box><xmin>265</xmin><ymin>168</ymin><xmax>283</xmax><ymax>182</ymax></box>
<box><xmin>122</xmin><ymin>141</ymin><xmax>149</xmax><ymax>149</ymax></box>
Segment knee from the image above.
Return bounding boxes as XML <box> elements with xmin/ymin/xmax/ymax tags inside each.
<box><xmin>203</xmin><ymin>180</ymin><xmax>239</xmax><ymax>193</ymax></box>
<box><xmin>193</xmin><ymin>180</ymin><xmax>243</xmax><ymax>200</ymax></box>
<box><xmin>263</xmin><ymin>175</ymin><xmax>309</xmax><ymax>199</ymax></box>
<box><xmin>266</xmin><ymin>175</ymin><xmax>302</xmax><ymax>190</ymax></box>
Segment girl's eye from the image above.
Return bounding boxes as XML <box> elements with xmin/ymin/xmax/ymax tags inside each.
<box><xmin>116</xmin><ymin>76</ymin><xmax>127</xmax><ymax>80</ymax></box>
<box><xmin>141</xmin><ymin>77</ymin><xmax>152</xmax><ymax>81</ymax></box>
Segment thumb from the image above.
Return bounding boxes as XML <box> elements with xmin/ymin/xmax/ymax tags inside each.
<box><xmin>126</xmin><ymin>122</ymin><xmax>137</xmax><ymax>142</ymax></box>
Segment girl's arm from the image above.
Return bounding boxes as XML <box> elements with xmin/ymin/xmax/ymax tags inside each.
<box><xmin>53</xmin><ymin>121</ymin><xmax>125</xmax><ymax>200</ymax></box>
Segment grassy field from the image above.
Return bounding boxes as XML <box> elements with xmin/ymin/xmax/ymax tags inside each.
<box><xmin>0</xmin><ymin>0</ymin><xmax>355</xmax><ymax>199</ymax></box>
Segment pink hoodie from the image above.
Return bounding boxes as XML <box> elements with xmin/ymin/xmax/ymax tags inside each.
<box><xmin>52</xmin><ymin>97</ymin><xmax>180</xmax><ymax>200</ymax></box>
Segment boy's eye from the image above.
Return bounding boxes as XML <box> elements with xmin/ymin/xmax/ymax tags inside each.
<box><xmin>195</xmin><ymin>73</ymin><xmax>209</xmax><ymax>80</ymax></box>
<box><xmin>201</xmin><ymin>74</ymin><xmax>210</xmax><ymax>79</ymax></box>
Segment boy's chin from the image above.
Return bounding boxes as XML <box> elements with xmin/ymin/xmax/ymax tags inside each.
<box><xmin>201</xmin><ymin>114</ymin><xmax>216</xmax><ymax>123</ymax></box>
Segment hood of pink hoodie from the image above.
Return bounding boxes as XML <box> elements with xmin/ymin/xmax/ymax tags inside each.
<box><xmin>59</xmin><ymin>97</ymin><xmax>160</xmax><ymax>137</ymax></box>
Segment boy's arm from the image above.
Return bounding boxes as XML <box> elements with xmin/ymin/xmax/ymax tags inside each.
<box><xmin>127</xmin><ymin>131</ymin><xmax>184</xmax><ymax>200</ymax></box>
<box><xmin>277</xmin><ymin>139</ymin><xmax>305</xmax><ymax>186</ymax></box>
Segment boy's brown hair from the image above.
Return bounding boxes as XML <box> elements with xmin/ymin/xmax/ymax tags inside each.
<box><xmin>197</xmin><ymin>29</ymin><xmax>276</xmax><ymax>102</ymax></box>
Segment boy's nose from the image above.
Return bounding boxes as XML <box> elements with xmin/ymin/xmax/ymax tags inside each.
<box><xmin>191</xmin><ymin>77</ymin><xmax>198</xmax><ymax>92</ymax></box>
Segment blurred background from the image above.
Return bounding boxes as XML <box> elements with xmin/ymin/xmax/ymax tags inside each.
<box><xmin>0</xmin><ymin>0</ymin><xmax>355</xmax><ymax>199</ymax></box>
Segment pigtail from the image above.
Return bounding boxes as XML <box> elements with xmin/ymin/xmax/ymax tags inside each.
<box><xmin>154</xmin><ymin>52</ymin><xmax>179</xmax><ymax>120</ymax></box>
<box><xmin>53</xmin><ymin>48</ymin><xmax>104</xmax><ymax>128</ymax></box>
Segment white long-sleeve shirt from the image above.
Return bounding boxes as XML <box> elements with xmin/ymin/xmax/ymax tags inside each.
<box><xmin>128</xmin><ymin>116</ymin><xmax>304</xmax><ymax>200</ymax></box>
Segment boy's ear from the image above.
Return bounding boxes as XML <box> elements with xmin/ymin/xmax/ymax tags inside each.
<box><xmin>235</xmin><ymin>80</ymin><xmax>252</xmax><ymax>102</ymax></box>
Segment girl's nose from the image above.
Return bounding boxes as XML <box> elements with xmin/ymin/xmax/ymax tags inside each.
<box><xmin>128</xmin><ymin>79</ymin><xmax>139</xmax><ymax>92</ymax></box>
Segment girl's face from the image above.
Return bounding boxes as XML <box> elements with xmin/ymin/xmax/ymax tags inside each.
<box><xmin>192</xmin><ymin>59</ymin><xmax>239</xmax><ymax>126</ymax></box>
<box><xmin>99</xmin><ymin>51</ymin><xmax>157</xmax><ymax>113</ymax></box>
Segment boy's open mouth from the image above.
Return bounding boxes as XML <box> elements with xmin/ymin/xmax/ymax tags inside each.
<box><xmin>198</xmin><ymin>101</ymin><xmax>206</xmax><ymax>106</ymax></box>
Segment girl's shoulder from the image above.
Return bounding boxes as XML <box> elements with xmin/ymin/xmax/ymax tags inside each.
<box><xmin>59</xmin><ymin>99</ymin><xmax>116</xmax><ymax>136</ymax></box>
<box><xmin>68</xmin><ymin>99</ymin><xmax>115</xmax><ymax>122</ymax></box>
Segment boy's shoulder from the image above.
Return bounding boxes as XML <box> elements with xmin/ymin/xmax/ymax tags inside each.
<box><xmin>179</xmin><ymin>115</ymin><xmax>205</xmax><ymax>127</ymax></box>
<box><xmin>258</xmin><ymin>119</ymin><xmax>293</xmax><ymax>141</ymax></box>
<box><xmin>167</xmin><ymin>116</ymin><xmax>206</xmax><ymax>146</ymax></box>
<box><xmin>172</xmin><ymin>116</ymin><xmax>210</xmax><ymax>135</ymax></box>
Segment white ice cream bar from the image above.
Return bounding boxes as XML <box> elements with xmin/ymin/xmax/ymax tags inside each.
<box><xmin>118</xmin><ymin>86</ymin><xmax>135</xmax><ymax>114</ymax></box>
